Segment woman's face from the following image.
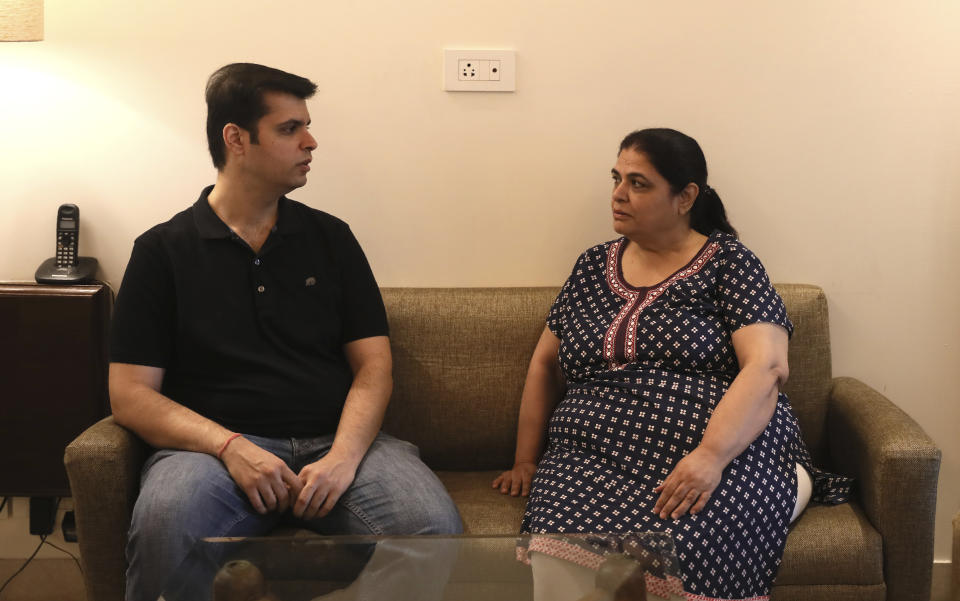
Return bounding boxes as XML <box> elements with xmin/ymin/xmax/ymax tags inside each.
<box><xmin>610</xmin><ymin>148</ymin><xmax>690</xmax><ymax>239</ymax></box>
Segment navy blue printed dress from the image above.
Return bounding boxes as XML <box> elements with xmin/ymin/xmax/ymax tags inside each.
<box><xmin>521</xmin><ymin>231</ymin><xmax>851</xmax><ymax>601</ymax></box>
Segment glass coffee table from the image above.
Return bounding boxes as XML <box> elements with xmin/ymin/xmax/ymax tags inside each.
<box><xmin>160</xmin><ymin>532</ymin><xmax>684</xmax><ymax>601</ymax></box>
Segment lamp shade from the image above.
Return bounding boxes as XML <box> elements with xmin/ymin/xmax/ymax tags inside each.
<box><xmin>0</xmin><ymin>0</ymin><xmax>43</xmax><ymax>42</ymax></box>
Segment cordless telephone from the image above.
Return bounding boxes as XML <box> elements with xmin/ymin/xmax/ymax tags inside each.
<box><xmin>56</xmin><ymin>204</ymin><xmax>80</xmax><ymax>267</ymax></box>
<box><xmin>35</xmin><ymin>204</ymin><xmax>99</xmax><ymax>284</ymax></box>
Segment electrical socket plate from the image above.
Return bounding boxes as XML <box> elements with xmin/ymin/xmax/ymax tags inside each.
<box><xmin>444</xmin><ymin>49</ymin><xmax>516</xmax><ymax>92</ymax></box>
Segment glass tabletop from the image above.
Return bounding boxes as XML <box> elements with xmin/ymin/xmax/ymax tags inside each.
<box><xmin>160</xmin><ymin>532</ymin><xmax>684</xmax><ymax>601</ymax></box>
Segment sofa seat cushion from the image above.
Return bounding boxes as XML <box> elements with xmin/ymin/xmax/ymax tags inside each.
<box><xmin>440</xmin><ymin>473</ymin><xmax>882</xmax><ymax>589</ymax></box>
<box><xmin>438</xmin><ymin>471</ymin><xmax>527</xmax><ymax>534</ymax></box>
<box><xmin>776</xmin><ymin>502</ymin><xmax>882</xmax><ymax>585</ymax></box>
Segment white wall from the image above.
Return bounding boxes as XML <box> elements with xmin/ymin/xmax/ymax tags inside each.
<box><xmin>0</xmin><ymin>0</ymin><xmax>957</xmax><ymax>560</ymax></box>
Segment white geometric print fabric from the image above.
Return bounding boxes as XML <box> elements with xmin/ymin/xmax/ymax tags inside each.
<box><xmin>522</xmin><ymin>231</ymin><xmax>851</xmax><ymax>601</ymax></box>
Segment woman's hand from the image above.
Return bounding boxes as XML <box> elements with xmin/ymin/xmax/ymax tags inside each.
<box><xmin>653</xmin><ymin>446</ymin><xmax>724</xmax><ymax>519</ymax></box>
<box><xmin>493</xmin><ymin>327</ymin><xmax>562</xmax><ymax>499</ymax></box>
<box><xmin>651</xmin><ymin>322</ymin><xmax>788</xmax><ymax>520</ymax></box>
<box><xmin>492</xmin><ymin>462</ymin><xmax>537</xmax><ymax>496</ymax></box>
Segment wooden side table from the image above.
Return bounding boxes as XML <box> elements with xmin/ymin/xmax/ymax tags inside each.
<box><xmin>0</xmin><ymin>282</ymin><xmax>111</xmax><ymax>498</ymax></box>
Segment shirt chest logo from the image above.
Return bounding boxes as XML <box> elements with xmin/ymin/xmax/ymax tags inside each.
<box><xmin>305</xmin><ymin>276</ymin><xmax>317</xmax><ymax>287</ymax></box>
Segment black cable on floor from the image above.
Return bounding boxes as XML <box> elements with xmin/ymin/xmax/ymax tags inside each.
<box><xmin>0</xmin><ymin>535</ymin><xmax>46</xmax><ymax>599</ymax></box>
<box><xmin>43</xmin><ymin>539</ymin><xmax>83</xmax><ymax>575</ymax></box>
<box><xmin>0</xmin><ymin>497</ymin><xmax>82</xmax><ymax>598</ymax></box>
<box><xmin>0</xmin><ymin>497</ymin><xmax>8</xmax><ymax>514</ymax></box>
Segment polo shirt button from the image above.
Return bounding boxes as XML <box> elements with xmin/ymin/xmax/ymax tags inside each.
<box><xmin>257</xmin><ymin>285</ymin><xmax>265</xmax><ymax>293</ymax></box>
<box><xmin>254</xmin><ymin>258</ymin><xmax>261</xmax><ymax>266</ymax></box>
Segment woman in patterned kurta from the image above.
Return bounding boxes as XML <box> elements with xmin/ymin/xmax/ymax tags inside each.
<box><xmin>494</xmin><ymin>129</ymin><xmax>850</xmax><ymax>601</ymax></box>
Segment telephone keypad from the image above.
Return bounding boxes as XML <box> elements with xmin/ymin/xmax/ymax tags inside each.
<box><xmin>57</xmin><ymin>232</ymin><xmax>77</xmax><ymax>267</ymax></box>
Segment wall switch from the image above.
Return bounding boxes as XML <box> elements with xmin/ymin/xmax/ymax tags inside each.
<box><xmin>444</xmin><ymin>49</ymin><xmax>516</xmax><ymax>92</ymax></box>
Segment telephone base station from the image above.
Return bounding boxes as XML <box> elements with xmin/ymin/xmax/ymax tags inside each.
<box><xmin>35</xmin><ymin>256</ymin><xmax>98</xmax><ymax>285</ymax></box>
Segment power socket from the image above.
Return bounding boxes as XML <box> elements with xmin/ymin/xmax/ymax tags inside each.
<box><xmin>444</xmin><ymin>49</ymin><xmax>515</xmax><ymax>92</ymax></box>
<box><xmin>459</xmin><ymin>59</ymin><xmax>478</xmax><ymax>80</ymax></box>
<box><xmin>62</xmin><ymin>510</ymin><xmax>78</xmax><ymax>542</ymax></box>
<box><xmin>29</xmin><ymin>497</ymin><xmax>57</xmax><ymax>535</ymax></box>
<box><xmin>457</xmin><ymin>60</ymin><xmax>502</xmax><ymax>81</ymax></box>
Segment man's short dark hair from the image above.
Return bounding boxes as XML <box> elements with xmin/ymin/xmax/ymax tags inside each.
<box><xmin>205</xmin><ymin>63</ymin><xmax>317</xmax><ymax>170</ymax></box>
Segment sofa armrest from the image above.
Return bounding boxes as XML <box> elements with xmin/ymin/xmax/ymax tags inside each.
<box><xmin>827</xmin><ymin>376</ymin><xmax>941</xmax><ymax>601</ymax></box>
<box><xmin>64</xmin><ymin>415</ymin><xmax>149</xmax><ymax>601</ymax></box>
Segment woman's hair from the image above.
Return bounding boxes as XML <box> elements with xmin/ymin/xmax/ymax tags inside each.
<box><xmin>618</xmin><ymin>128</ymin><xmax>737</xmax><ymax>237</ymax></box>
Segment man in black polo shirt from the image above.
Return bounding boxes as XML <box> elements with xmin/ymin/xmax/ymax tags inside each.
<box><xmin>109</xmin><ymin>63</ymin><xmax>461</xmax><ymax>601</ymax></box>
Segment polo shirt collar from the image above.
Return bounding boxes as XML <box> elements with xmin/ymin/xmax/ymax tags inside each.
<box><xmin>193</xmin><ymin>185</ymin><xmax>307</xmax><ymax>239</ymax></box>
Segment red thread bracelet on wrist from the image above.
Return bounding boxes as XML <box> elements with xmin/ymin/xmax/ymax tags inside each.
<box><xmin>217</xmin><ymin>433</ymin><xmax>243</xmax><ymax>459</ymax></box>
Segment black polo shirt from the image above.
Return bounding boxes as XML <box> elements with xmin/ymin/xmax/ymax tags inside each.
<box><xmin>110</xmin><ymin>186</ymin><xmax>389</xmax><ymax>437</ymax></box>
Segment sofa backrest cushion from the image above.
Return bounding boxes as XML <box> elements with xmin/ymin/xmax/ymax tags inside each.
<box><xmin>381</xmin><ymin>284</ymin><xmax>832</xmax><ymax>470</ymax></box>
<box><xmin>381</xmin><ymin>288</ymin><xmax>555</xmax><ymax>470</ymax></box>
<box><xmin>775</xmin><ymin>283</ymin><xmax>833</xmax><ymax>465</ymax></box>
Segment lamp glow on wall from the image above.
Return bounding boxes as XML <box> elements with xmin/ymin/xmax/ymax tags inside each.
<box><xmin>0</xmin><ymin>0</ymin><xmax>43</xmax><ymax>41</ymax></box>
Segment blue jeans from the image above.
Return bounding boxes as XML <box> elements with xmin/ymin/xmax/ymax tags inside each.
<box><xmin>126</xmin><ymin>432</ymin><xmax>462</xmax><ymax>601</ymax></box>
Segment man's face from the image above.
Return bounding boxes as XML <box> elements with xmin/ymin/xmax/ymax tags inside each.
<box><xmin>242</xmin><ymin>91</ymin><xmax>317</xmax><ymax>194</ymax></box>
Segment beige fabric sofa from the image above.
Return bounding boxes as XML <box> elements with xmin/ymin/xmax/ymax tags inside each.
<box><xmin>64</xmin><ymin>285</ymin><xmax>940</xmax><ymax>601</ymax></box>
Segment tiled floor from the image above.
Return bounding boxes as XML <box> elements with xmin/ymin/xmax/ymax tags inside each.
<box><xmin>0</xmin><ymin>558</ymin><xmax>85</xmax><ymax>601</ymax></box>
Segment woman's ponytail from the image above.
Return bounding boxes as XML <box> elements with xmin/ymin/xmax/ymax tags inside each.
<box><xmin>690</xmin><ymin>184</ymin><xmax>736</xmax><ymax>237</ymax></box>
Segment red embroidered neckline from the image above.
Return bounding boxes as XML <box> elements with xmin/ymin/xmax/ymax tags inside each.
<box><xmin>602</xmin><ymin>238</ymin><xmax>720</xmax><ymax>368</ymax></box>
